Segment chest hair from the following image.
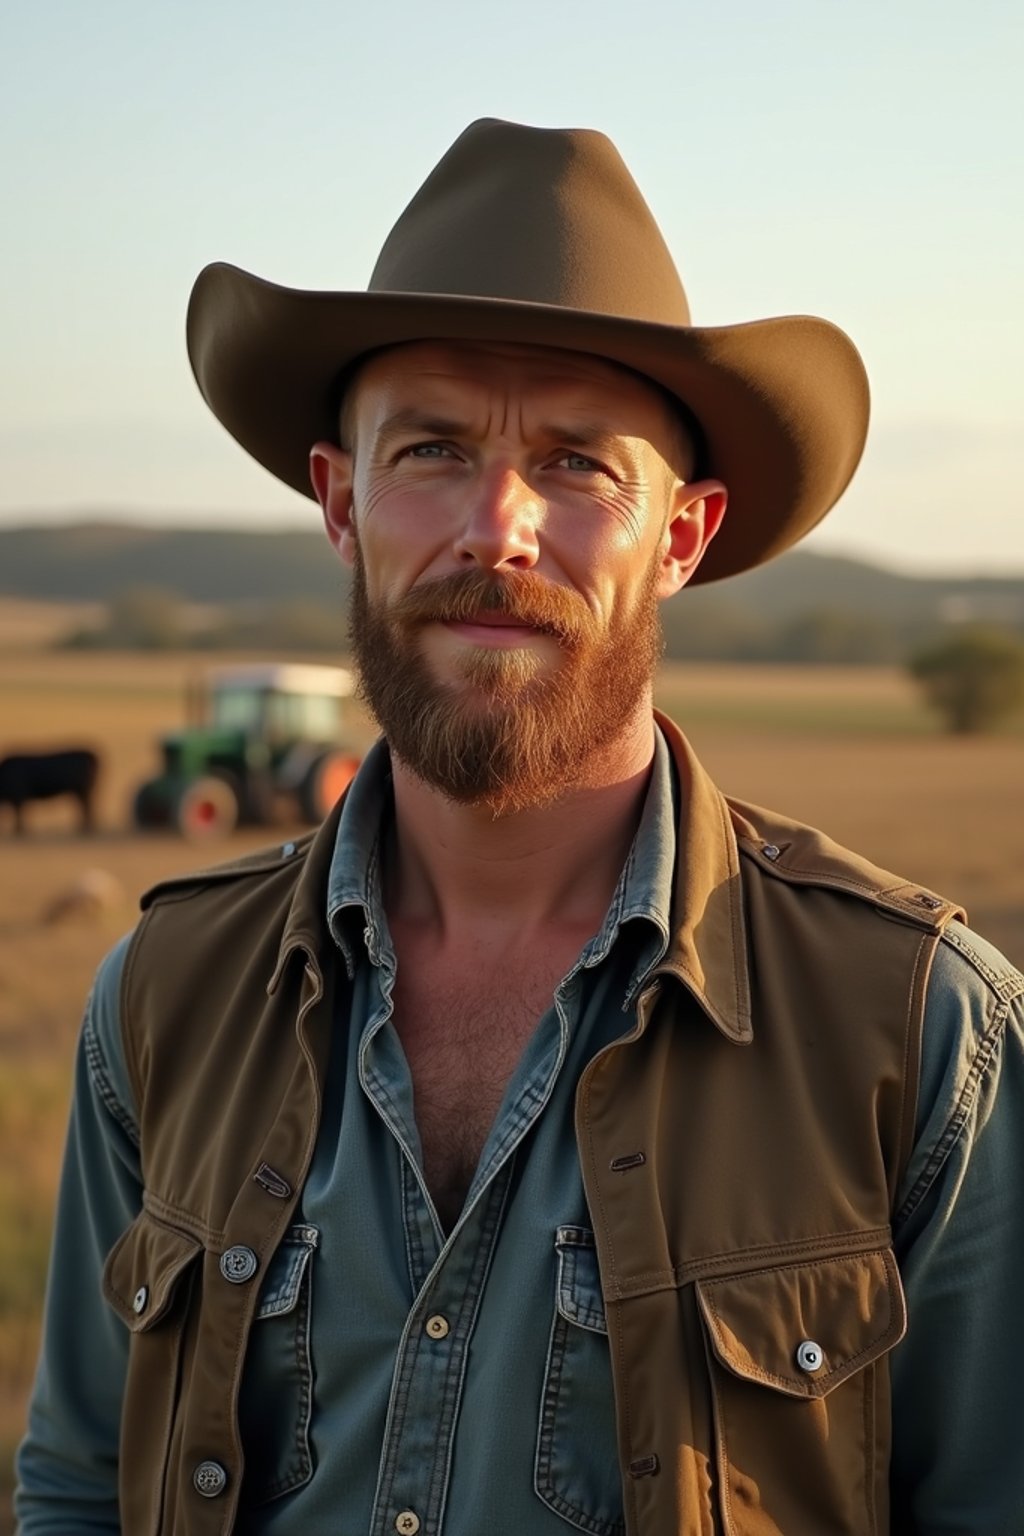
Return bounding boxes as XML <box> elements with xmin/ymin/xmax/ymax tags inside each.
<box><xmin>390</xmin><ymin>949</ymin><xmax>577</xmax><ymax>1231</ymax></box>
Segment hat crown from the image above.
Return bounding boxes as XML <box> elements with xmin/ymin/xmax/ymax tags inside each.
<box><xmin>368</xmin><ymin>118</ymin><xmax>692</xmax><ymax>327</ymax></box>
<box><xmin>187</xmin><ymin>116</ymin><xmax>869</xmax><ymax>585</ymax></box>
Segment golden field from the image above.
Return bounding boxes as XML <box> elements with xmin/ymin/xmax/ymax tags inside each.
<box><xmin>1</xmin><ymin>647</ymin><xmax>1022</xmax><ymax>1525</ymax></box>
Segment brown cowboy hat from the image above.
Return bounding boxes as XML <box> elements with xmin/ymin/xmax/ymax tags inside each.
<box><xmin>187</xmin><ymin>118</ymin><xmax>868</xmax><ymax>584</ymax></box>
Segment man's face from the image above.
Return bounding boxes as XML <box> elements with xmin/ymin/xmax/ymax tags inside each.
<box><xmin>313</xmin><ymin>340</ymin><xmax>722</xmax><ymax>814</ymax></box>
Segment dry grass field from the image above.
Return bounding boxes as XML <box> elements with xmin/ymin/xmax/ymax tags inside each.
<box><xmin>1</xmin><ymin>648</ymin><xmax>1022</xmax><ymax>1525</ymax></box>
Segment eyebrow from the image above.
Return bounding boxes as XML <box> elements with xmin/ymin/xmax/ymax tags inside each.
<box><xmin>543</xmin><ymin>423</ymin><xmax>623</xmax><ymax>452</ymax></box>
<box><xmin>374</xmin><ymin>409</ymin><xmax>470</xmax><ymax>444</ymax></box>
<box><xmin>374</xmin><ymin>409</ymin><xmax>627</xmax><ymax>453</ymax></box>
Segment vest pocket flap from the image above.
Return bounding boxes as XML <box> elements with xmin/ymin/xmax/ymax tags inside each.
<box><xmin>102</xmin><ymin>1211</ymin><xmax>202</xmax><ymax>1333</ymax></box>
<box><xmin>696</xmin><ymin>1247</ymin><xmax>906</xmax><ymax>1399</ymax></box>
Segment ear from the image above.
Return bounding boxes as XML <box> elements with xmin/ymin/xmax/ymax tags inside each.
<box><xmin>309</xmin><ymin>441</ymin><xmax>357</xmax><ymax>565</ymax></box>
<box><xmin>655</xmin><ymin>478</ymin><xmax>728</xmax><ymax>598</ymax></box>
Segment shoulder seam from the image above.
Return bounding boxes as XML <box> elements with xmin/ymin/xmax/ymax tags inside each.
<box><xmin>736</xmin><ymin>838</ymin><xmax>960</xmax><ymax>932</ymax></box>
<box><xmin>120</xmin><ymin>905</ymin><xmax>158</xmax><ymax>1108</ymax></box>
<box><xmin>894</xmin><ymin>993</ymin><xmax>1012</xmax><ymax>1227</ymax></box>
<box><xmin>83</xmin><ymin>1008</ymin><xmax>140</xmax><ymax>1148</ymax></box>
<box><xmin>939</xmin><ymin>924</ymin><xmax>1024</xmax><ymax>1003</ymax></box>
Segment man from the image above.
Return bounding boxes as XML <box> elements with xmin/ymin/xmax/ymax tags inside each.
<box><xmin>16</xmin><ymin>119</ymin><xmax>1024</xmax><ymax>1535</ymax></box>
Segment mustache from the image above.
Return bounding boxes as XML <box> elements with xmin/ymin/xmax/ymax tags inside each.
<box><xmin>387</xmin><ymin>570</ymin><xmax>593</xmax><ymax>644</ymax></box>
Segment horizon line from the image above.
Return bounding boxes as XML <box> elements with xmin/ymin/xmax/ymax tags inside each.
<box><xmin>0</xmin><ymin>512</ymin><xmax>1022</xmax><ymax>585</ymax></box>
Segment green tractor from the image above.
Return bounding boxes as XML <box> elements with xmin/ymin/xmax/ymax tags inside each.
<box><xmin>132</xmin><ymin>663</ymin><xmax>362</xmax><ymax>839</ymax></box>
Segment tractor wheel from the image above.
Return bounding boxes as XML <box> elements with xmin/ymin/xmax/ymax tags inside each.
<box><xmin>132</xmin><ymin>780</ymin><xmax>170</xmax><ymax>829</ymax></box>
<box><xmin>173</xmin><ymin>775</ymin><xmax>240</xmax><ymax>841</ymax></box>
<box><xmin>299</xmin><ymin>751</ymin><xmax>360</xmax><ymax>823</ymax></box>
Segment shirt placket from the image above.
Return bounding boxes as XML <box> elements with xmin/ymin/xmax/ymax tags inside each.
<box><xmin>359</xmin><ymin>985</ymin><xmax>574</xmax><ymax>1536</ymax></box>
<box><xmin>369</xmin><ymin>1169</ymin><xmax>513</xmax><ymax>1536</ymax></box>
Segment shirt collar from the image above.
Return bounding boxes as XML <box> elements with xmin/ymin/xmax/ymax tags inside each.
<box><xmin>292</xmin><ymin>714</ymin><xmax>752</xmax><ymax>1044</ymax></box>
<box><xmin>325</xmin><ymin>737</ymin><xmax>395</xmax><ymax>976</ymax></box>
<box><xmin>322</xmin><ymin>728</ymin><xmax>679</xmax><ymax>988</ymax></box>
<box><xmin>574</xmin><ymin>722</ymin><xmax>676</xmax><ymax>997</ymax></box>
<box><xmin>271</xmin><ymin>712</ymin><xmax>752</xmax><ymax>1044</ymax></box>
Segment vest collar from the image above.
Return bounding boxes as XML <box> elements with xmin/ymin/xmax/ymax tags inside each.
<box><xmin>269</xmin><ymin>798</ymin><xmax>348</xmax><ymax>995</ymax></box>
<box><xmin>654</xmin><ymin>711</ymin><xmax>753</xmax><ymax>1045</ymax></box>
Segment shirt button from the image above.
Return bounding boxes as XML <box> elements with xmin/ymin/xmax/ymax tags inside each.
<box><xmin>220</xmin><ymin>1245</ymin><xmax>259</xmax><ymax>1284</ymax></box>
<box><xmin>796</xmin><ymin>1339</ymin><xmax>824</xmax><ymax>1373</ymax></box>
<box><xmin>425</xmin><ymin>1314</ymin><xmax>450</xmax><ymax>1339</ymax></box>
<box><xmin>395</xmin><ymin>1512</ymin><xmax>420</xmax><ymax>1534</ymax></box>
<box><xmin>192</xmin><ymin>1460</ymin><xmax>228</xmax><ymax>1497</ymax></box>
<box><xmin>132</xmin><ymin>1285</ymin><xmax>149</xmax><ymax>1315</ymax></box>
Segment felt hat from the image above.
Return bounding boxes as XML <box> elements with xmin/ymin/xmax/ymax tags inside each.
<box><xmin>187</xmin><ymin>118</ymin><xmax>868</xmax><ymax>583</ymax></box>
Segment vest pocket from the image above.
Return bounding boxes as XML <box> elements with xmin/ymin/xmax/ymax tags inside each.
<box><xmin>102</xmin><ymin>1211</ymin><xmax>203</xmax><ymax>1536</ymax></box>
<box><xmin>534</xmin><ymin>1226</ymin><xmax>625</xmax><ymax>1536</ymax></box>
<box><xmin>238</xmin><ymin>1223</ymin><xmax>319</xmax><ymax>1505</ymax></box>
<box><xmin>696</xmin><ymin>1247</ymin><xmax>906</xmax><ymax>1536</ymax></box>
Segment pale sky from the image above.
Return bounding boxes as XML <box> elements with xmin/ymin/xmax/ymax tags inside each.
<box><xmin>2</xmin><ymin>0</ymin><xmax>1021</xmax><ymax>576</ymax></box>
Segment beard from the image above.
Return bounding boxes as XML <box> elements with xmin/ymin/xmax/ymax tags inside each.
<box><xmin>348</xmin><ymin>554</ymin><xmax>664</xmax><ymax>817</ymax></box>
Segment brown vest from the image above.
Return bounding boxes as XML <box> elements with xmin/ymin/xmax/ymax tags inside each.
<box><xmin>103</xmin><ymin>717</ymin><xmax>962</xmax><ymax>1535</ymax></box>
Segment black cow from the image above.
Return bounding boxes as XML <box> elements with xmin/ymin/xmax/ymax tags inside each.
<box><xmin>0</xmin><ymin>749</ymin><xmax>100</xmax><ymax>834</ymax></box>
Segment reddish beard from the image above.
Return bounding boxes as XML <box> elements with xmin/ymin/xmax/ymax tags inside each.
<box><xmin>348</xmin><ymin>557</ymin><xmax>664</xmax><ymax>816</ymax></box>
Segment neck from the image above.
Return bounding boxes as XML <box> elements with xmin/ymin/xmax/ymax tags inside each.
<box><xmin>384</xmin><ymin>709</ymin><xmax>657</xmax><ymax>940</ymax></box>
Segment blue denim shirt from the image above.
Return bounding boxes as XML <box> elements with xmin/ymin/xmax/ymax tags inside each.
<box><xmin>16</xmin><ymin>731</ymin><xmax>1024</xmax><ymax>1533</ymax></box>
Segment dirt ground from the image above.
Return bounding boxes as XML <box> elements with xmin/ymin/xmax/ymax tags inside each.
<box><xmin>1</xmin><ymin>652</ymin><xmax>1022</xmax><ymax>1522</ymax></box>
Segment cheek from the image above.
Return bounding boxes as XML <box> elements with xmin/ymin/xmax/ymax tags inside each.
<box><xmin>599</xmin><ymin>546</ymin><xmax>665</xmax><ymax>634</ymax></box>
<box><xmin>357</xmin><ymin>465</ymin><xmax>466</xmax><ymax>533</ymax></box>
<box><xmin>557</xmin><ymin>483</ymin><xmax>660</xmax><ymax>566</ymax></box>
<box><xmin>558</xmin><ymin>518</ymin><xmax>661</xmax><ymax>618</ymax></box>
<box><xmin>353</xmin><ymin>480</ymin><xmax>447</xmax><ymax>586</ymax></box>
<box><xmin>353</xmin><ymin>472</ymin><xmax>407</xmax><ymax>536</ymax></box>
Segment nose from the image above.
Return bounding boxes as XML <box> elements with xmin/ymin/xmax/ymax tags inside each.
<box><xmin>453</xmin><ymin>467</ymin><xmax>541</xmax><ymax>570</ymax></box>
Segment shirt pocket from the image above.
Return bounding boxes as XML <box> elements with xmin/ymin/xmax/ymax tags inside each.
<box><xmin>102</xmin><ymin>1210</ymin><xmax>203</xmax><ymax>1536</ymax></box>
<box><xmin>238</xmin><ymin>1223</ymin><xmax>320</xmax><ymax>1506</ymax></box>
<box><xmin>535</xmin><ymin>1226</ymin><xmax>625</xmax><ymax>1536</ymax></box>
<box><xmin>696</xmin><ymin>1247</ymin><xmax>906</xmax><ymax>1536</ymax></box>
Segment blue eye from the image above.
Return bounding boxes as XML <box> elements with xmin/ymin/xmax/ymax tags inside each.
<box><xmin>561</xmin><ymin>452</ymin><xmax>601</xmax><ymax>472</ymax></box>
<box><xmin>408</xmin><ymin>442</ymin><xmax>451</xmax><ymax>458</ymax></box>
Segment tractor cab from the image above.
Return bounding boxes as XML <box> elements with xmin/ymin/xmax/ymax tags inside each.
<box><xmin>134</xmin><ymin>663</ymin><xmax>362</xmax><ymax>838</ymax></box>
<box><xmin>202</xmin><ymin>664</ymin><xmax>351</xmax><ymax>743</ymax></box>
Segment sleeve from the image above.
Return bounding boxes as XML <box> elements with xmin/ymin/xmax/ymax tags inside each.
<box><xmin>890</xmin><ymin>921</ymin><xmax>1024</xmax><ymax>1533</ymax></box>
<box><xmin>14</xmin><ymin>933</ymin><xmax>140</xmax><ymax>1535</ymax></box>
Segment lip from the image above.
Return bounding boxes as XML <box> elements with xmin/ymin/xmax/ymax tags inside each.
<box><xmin>442</xmin><ymin>617</ymin><xmax>544</xmax><ymax>646</ymax></box>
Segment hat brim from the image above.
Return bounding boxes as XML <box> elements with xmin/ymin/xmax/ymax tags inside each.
<box><xmin>187</xmin><ymin>263</ymin><xmax>868</xmax><ymax>585</ymax></box>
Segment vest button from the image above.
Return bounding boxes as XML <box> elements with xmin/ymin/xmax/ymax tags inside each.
<box><xmin>192</xmin><ymin>1460</ymin><xmax>228</xmax><ymax>1498</ymax></box>
<box><xmin>795</xmin><ymin>1338</ymin><xmax>824</xmax><ymax>1373</ymax></box>
<box><xmin>220</xmin><ymin>1245</ymin><xmax>259</xmax><ymax>1284</ymax></box>
<box><xmin>395</xmin><ymin>1512</ymin><xmax>420</xmax><ymax>1534</ymax></box>
<box><xmin>132</xmin><ymin>1285</ymin><xmax>148</xmax><ymax>1315</ymax></box>
<box><xmin>424</xmin><ymin>1314</ymin><xmax>450</xmax><ymax>1339</ymax></box>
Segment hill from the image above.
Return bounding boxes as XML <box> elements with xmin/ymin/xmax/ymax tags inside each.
<box><xmin>0</xmin><ymin>523</ymin><xmax>350</xmax><ymax>605</ymax></box>
<box><xmin>1</xmin><ymin>522</ymin><xmax>1022</xmax><ymax>662</ymax></box>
